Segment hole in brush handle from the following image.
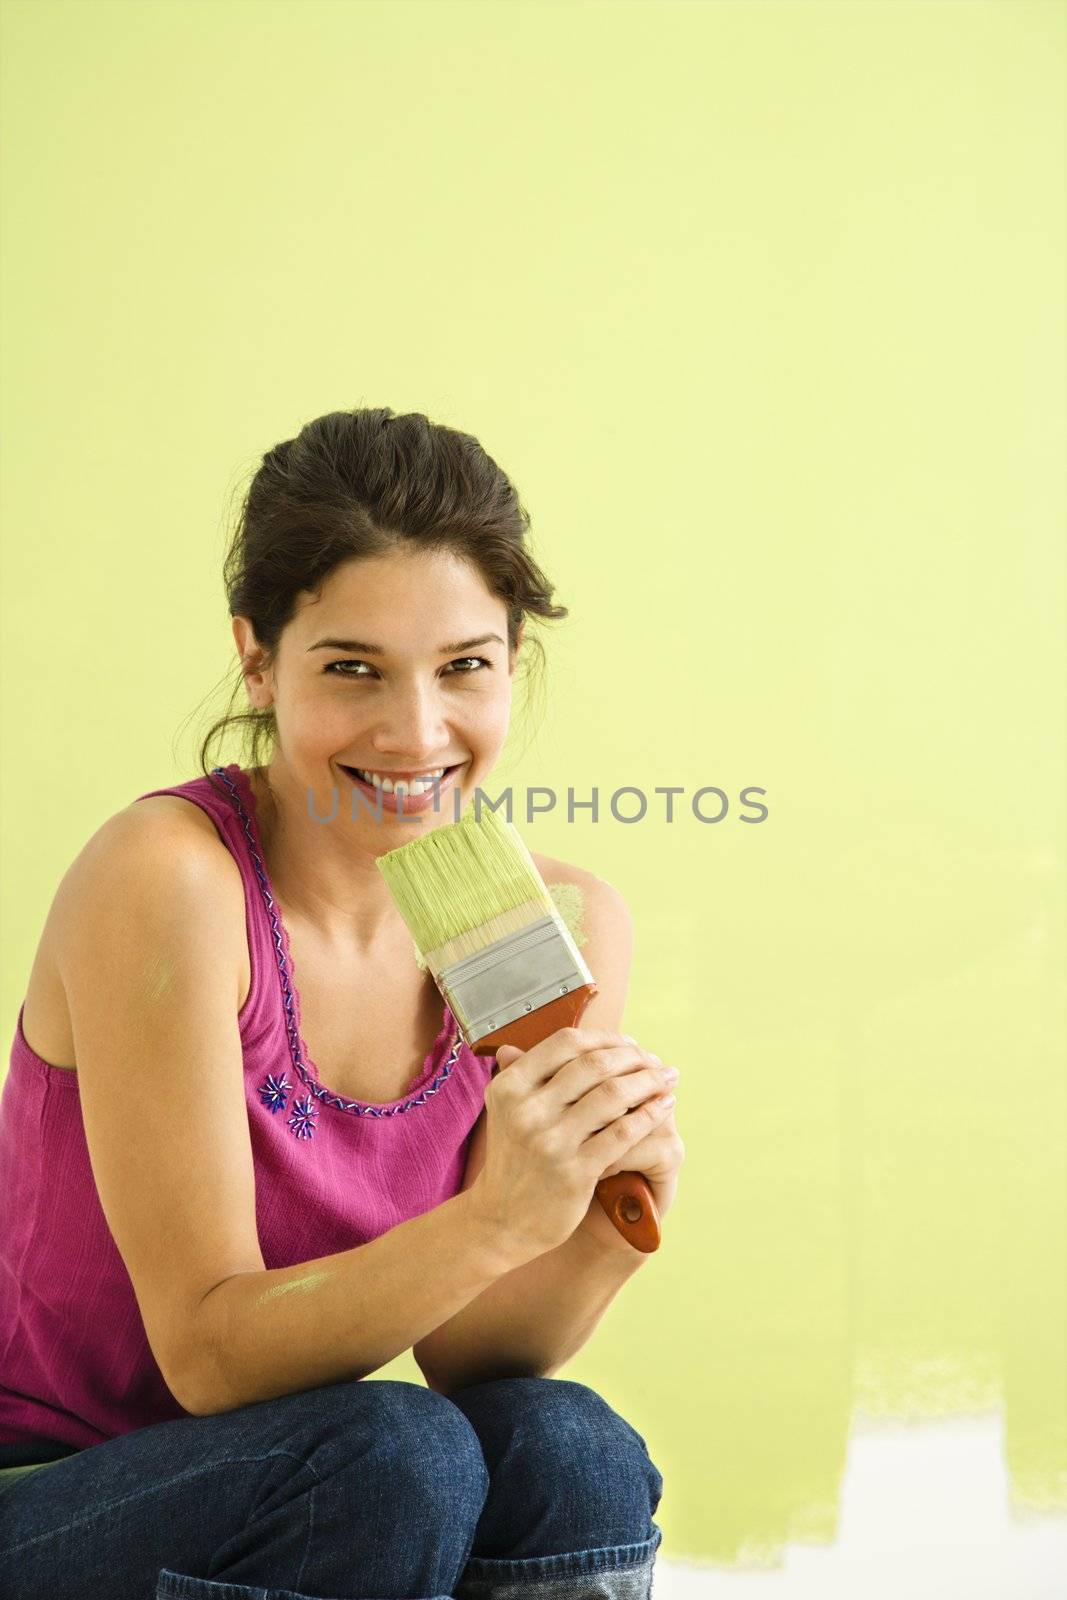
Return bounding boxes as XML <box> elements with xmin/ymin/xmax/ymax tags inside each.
<box><xmin>596</xmin><ymin>1173</ymin><xmax>661</xmax><ymax>1253</ymax></box>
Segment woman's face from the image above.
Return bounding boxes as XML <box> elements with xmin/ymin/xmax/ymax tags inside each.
<box><xmin>234</xmin><ymin>548</ymin><xmax>520</xmax><ymax>843</ymax></box>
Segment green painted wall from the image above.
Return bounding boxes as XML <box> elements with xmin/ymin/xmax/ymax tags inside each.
<box><xmin>2</xmin><ymin>0</ymin><xmax>1063</xmax><ymax>1566</ymax></box>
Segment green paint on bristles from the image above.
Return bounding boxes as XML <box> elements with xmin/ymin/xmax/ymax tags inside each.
<box><xmin>406</xmin><ymin>880</ymin><xmax>587</xmax><ymax>973</ymax></box>
<box><xmin>377</xmin><ymin>805</ymin><xmax>556</xmax><ymax>958</ymax></box>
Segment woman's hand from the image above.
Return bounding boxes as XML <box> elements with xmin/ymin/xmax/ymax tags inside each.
<box><xmin>573</xmin><ymin>1096</ymin><xmax>685</xmax><ymax>1255</ymax></box>
<box><xmin>511</xmin><ymin>1030</ymin><xmax>687</xmax><ymax>1241</ymax></box>
<box><xmin>472</xmin><ymin>1028</ymin><xmax>680</xmax><ymax>1267</ymax></box>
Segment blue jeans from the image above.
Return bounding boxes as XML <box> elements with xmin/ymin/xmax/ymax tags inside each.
<box><xmin>0</xmin><ymin>1377</ymin><xmax>663</xmax><ymax>1599</ymax></box>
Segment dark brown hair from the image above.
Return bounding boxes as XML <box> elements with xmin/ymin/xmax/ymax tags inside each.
<box><xmin>191</xmin><ymin>407</ymin><xmax>567</xmax><ymax>793</ymax></box>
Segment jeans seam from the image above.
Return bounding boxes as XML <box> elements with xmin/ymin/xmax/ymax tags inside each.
<box><xmin>0</xmin><ymin>1449</ymin><xmax>320</xmax><ymax>1562</ymax></box>
<box><xmin>293</xmin><ymin>1470</ymin><xmax>316</xmax><ymax>1593</ymax></box>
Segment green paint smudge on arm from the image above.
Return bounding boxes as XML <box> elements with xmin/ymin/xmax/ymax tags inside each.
<box><xmin>252</xmin><ymin>1269</ymin><xmax>334</xmax><ymax>1308</ymax></box>
<box><xmin>140</xmin><ymin>952</ymin><xmax>177</xmax><ymax>1008</ymax></box>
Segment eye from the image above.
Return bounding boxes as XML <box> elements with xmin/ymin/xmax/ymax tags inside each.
<box><xmin>323</xmin><ymin>660</ymin><xmax>374</xmax><ymax>678</ymax></box>
<box><xmin>323</xmin><ymin>657</ymin><xmax>492</xmax><ymax>679</ymax></box>
<box><xmin>445</xmin><ymin>657</ymin><xmax>492</xmax><ymax>674</ymax></box>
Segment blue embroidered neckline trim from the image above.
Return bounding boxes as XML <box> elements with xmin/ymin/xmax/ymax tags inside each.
<box><xmin>211</xmin><ymin>765</ymin><xmax>462</xmax><ymax>1138</ymax></box>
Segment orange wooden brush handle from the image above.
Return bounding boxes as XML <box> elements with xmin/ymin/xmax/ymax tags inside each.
<box><xmin>471</xmin><ymin>986</ymin><xmax>662</xmax><ymax>1254</ymax></box>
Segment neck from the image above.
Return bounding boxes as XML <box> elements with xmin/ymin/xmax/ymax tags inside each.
<box><xmin>248</xmin><ymin>762</ymin><xmax>415</xmax><ymax>953</ymax></box>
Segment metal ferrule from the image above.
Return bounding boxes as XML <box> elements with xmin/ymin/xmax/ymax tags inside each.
<box><xmin>436</xmin><ymin>915</ymin><xmax>593</xmax><ymax>1044</ymax></box>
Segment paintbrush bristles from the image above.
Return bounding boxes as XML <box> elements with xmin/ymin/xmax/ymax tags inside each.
<box><xmin>420</xmin><ymin>896</ymin><xmax>552</xmax><ymax>979</ymax></box>
<box><xmin>377</xmin><ymin>806</ymin><xmax>556</xmax><ymax>958</ymax></box>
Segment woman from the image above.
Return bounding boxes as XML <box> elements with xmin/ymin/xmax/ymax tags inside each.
<box><xmin>0</xmin><ymin>408</ymin><xmax>684</xmax><ymax>1599</ymax></box>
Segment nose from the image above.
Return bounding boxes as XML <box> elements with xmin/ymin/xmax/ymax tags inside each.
<box><xmin>369</xmin><ymin>680</ymin><xmax>451</xmax><ymax>762</ymax></box>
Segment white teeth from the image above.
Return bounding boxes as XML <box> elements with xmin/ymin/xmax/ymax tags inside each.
<box><xmin>353</xmin><ymin>767</ymin><xmax>447</xmax><ymax>795</ymax></box>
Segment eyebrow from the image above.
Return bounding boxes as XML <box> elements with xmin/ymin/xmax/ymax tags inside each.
<box><xmin>306</xmin><ymin>633</ymin><xmax>507</xmax><ymax>655</ymax></box>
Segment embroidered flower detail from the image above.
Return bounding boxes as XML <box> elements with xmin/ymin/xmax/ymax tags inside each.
<box><xmin>259</xmin><ymin>1072</ymin><xmax>294</xmax><ymax>1114</ymax></box>
<box><xmin>287</xmin><ymin>1095</ymin><xmax>319</xmax><ymax>1139</ymax></box>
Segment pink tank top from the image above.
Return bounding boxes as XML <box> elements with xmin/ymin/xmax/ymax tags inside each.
<box><xmin>0</xmin><ymin>762</ymin><xmax>494</xmax><ymax>1455</ymax></box>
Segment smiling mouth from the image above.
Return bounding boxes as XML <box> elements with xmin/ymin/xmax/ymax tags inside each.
<box><xmin>338</xmin><ymin>762</ymin><xmax>465</xmax><ymax>796</ymax></box>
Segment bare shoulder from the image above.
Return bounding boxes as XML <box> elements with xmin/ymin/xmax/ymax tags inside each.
<box><xmin>530</xmin><ymin>854</ymin><xmax>634</xmax><ymax>1030</ymax></box>
<box><xmin>531</xmin><ymin>851</ymin><xmax>630</xmax><ymax>905</ymax></box>
<box><xmin>529</xmin><ymin>852</ymin><xmax>633</xmax><ymax>942</ymax></box>
<box><xmin>25</xmin><ymin>791</ymin><xmax>247</xmax><ymax>1071</ymax></box>
<box><xmin>122</xmin><ymin>791</ymin><xmax>232</xmax><ymax>844</ymax></box>
<box><xmin>59</xmin><ymin>793</ymin><xmax>232</xmax><ymax>882</ymax></box>
<box><xmin>53</xmin><ymin>792</ymin><xmax>244</xmax><ymax>946</ymax></box>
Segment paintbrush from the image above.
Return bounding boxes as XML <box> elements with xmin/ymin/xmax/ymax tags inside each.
<box><xmin>377</xmin><ymin>804</ymin><xmax>661</xmax><ymax>1253</ymax></box>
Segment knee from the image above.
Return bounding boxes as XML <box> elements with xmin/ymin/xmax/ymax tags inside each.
<box><xmin>451</xmin><ymin>1376</ymin><xmax>663</xmax><ymax>1528</ymax></box>
<box><xmin>295</xmin><ymin>1378</ymin><xmax>490</xmax><ymax>1516</ymax></box>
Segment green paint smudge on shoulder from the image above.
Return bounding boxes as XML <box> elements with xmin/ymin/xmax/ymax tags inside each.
<box><xmin>547</xmin><ymin>882</ymin><xmax>588</xmax><ymax>947</ymax></box>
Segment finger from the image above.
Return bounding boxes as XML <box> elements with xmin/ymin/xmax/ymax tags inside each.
<box><xmin>600</xmin><ymin>1117</ymin><xmax>678</xmax><ymax>1179</ymax></box>
<box><xmin>595</xmin><ymin>1062</ymin><xmax>673</xmax><ymax>1119</ymax></box>
<box><xmin>580</xmin><ymin>1089</ymin><xmax>677</xmax><ymax>1165</ymax></box>
<box><xmin>503</xmin><ymin>1027</ymin><xmax>641</xmax><ymax>1088</ymax></box>
<box><xmin>564</xmin><ymin>1049</ymin><xmax>675</xmax><ymax>1116</ymax></box>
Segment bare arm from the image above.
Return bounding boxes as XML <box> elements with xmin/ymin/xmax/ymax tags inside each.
<box><xmin>193</xmin><ymin>1188</ymin><xmax>526</xmax><ymax>1414</ymax></box>
<box><xmin>55</xmin><ymin>805</ymin><xmax>532</xmax><ymax>1420</ymax></box>
<box><xmin>417</xmin><ymin>1154</ymin><xmax>646</xmax><ymax>1396</ymax></box>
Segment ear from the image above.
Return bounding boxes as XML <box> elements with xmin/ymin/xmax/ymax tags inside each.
<box><xmin>232</xmin><ymin>616</ymin><xmax>274</xmax><ymax>709</ymax></box>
